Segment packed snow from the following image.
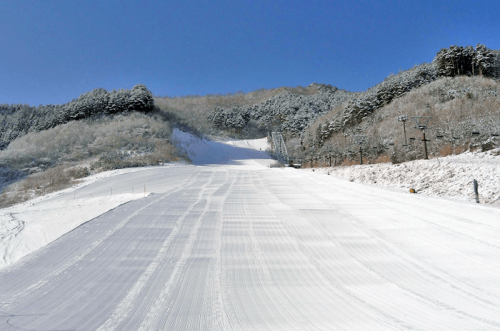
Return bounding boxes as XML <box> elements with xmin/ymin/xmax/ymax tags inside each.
<box><xmin>307</xmin><ymin>148</ymin><xmax>500</xmax><ymax>205</ymax></box>
<box><xmin>0</xmin><ymin>130</ymin><xmax>271</xmax><ymax>269</ymax></box>
<box><xmin>1</xmin><ymin>130</ymin><xmax>500</xmax><ymax>330</ymax></box>
<box><xmin>0</xmin><ymin>167</ymin><xmax>158</xmax><ymax>268</ymax></box>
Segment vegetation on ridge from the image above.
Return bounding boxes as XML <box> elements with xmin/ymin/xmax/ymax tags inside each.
<box><xmin>0</xmin><ymin>84</ymin><xmax>155</xmax><ymax>148</ymax></box>
<box><xmin>0</xmin><ymin>111</ymin><xmax>179</xmax><ymax>207</ymax></box>
<box><xmin>0</xmin><ymin>83</ymin><xmax>183</xmax><ymax>208</ymax></box>
<box><xmin>299</xmin><ymin>75</ymin><xmax>500</xmax><ymax>166</ymax></box>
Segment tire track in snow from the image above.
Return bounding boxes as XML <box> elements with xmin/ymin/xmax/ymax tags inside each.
<box><xmin>0</xmin><ymin>214</ymin><xmax>25</xmax><ymax>266</ymax></box>
<box><xmin>203</xmin><ymin>170</ymin><xmax>233</xmax><ymax>331</ymax></box>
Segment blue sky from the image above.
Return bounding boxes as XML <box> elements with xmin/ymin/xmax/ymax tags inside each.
<box><xmin>1</xmin><ymin>0</ymin><xmax>499</xmax><ymax>105</ymax></box>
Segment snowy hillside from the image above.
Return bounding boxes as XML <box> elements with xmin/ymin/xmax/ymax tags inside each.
<box><xmin>308</xmin><ymin>149</ymin><xmax>500</xmax><ymax>205</ymax></box>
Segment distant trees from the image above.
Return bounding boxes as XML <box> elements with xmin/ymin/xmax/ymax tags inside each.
<box><xmin>435</xmin><ymin>44</ymin><xmax>497</xmax><ymax>78</ymax></box>
<box><xmin>0</xmin><ymin>84</ymin><xmax>155</xmax><ymax>148</ymax></box>
<box><xmin>206</xmin><ymin>85</ymin><xmax>354</xmax><ymax>138</ymax></box>
<box><xmin>208</xmin><ymin>107</ymin><xmax>251</xmax><ymax>133</ymax></box>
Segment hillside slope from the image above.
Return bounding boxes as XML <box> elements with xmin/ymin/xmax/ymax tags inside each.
<box><xmin>308</xmin><ymin>148</ymin><xmax>500</xmax><ymax>205</ymax></box>
<box><xmin>0</xmin><ymin>84</ymin><xmax>154</xmax><ymax>148</ymax></box>
<box><xmin>298</xmin><ymin>75</ymin><xmax>500</xmax><ymax>164</ymax></box>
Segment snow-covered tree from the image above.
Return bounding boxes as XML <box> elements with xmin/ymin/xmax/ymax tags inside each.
<box><xmin>0</xmin><ymin>84</ymin><xmax>156</xmax><ymax>147</ymax></box>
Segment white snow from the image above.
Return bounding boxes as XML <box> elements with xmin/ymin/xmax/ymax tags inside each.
<box><xmin>2</xmin><ymin>130</ymin><xmax>500</xmax><ymax>329</ymax></box>
<box><xmin>172</xmin><ymin>128</ymin><xmax>272</xmax><ymax>167</ymax></box>
<box><xmin>307</xmin><ymin>148</ymin><xmax>500</xmax><ymax>205</ymax></box>
<box><xmin>0</xmin><ymin>131</ymin><xmax>271</xmax><ymax>269</ymax></box>
<box><xmin>0</xmin><ymin>167</ymin><xmax>159</xmax><ymax>268</ymax></box>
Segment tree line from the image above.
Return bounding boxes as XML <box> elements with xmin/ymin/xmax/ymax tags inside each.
<box><xmin>205</xmin><ymin>43</ymin><xmax>499</xmax><ymax>146</ymax></box>
<box><xmin>0</xmin><ymin>84</ymin><xmax>154</xmax><ymax>148</ymax></box>
<box><xmin>435</xmin><ymin>43</ymin><xmax>499</xmax><ymax>77</ymax></box>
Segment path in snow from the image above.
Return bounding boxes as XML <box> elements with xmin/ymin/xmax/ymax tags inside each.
<box><xmin>0</xmin><ymin>132</ymin><xmax>272</xmax><ymax>269</ymax></box>
<box><xmin>0</xmin><ymin>132</ymin><xmax>499</xmax><ymax>330</ymax></box>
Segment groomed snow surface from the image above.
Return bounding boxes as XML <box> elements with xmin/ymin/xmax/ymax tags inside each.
<box><xmin>0</xmin><ymin>129</ymin><xmax>500</xmax><ymax>330</ymax></box>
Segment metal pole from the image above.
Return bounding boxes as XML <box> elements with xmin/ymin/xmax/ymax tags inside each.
<box><xmin>403</xmin><ymin>121</ymin><xmax>407</xmax><ymax>145</ymax></box>
<box><xmin>473</xmin><ymin>179</ymin><xmax>479</xmax><ymax>203</ymax></box>
<box><xmin>423</xmin><ymin>130</ymin><xmax>428</xmax><ymax>159</ymax></box>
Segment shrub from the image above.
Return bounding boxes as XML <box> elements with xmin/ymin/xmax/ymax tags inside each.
<box><xmin>0</xmin><ymin>111</ymin><xmax>179</xmax><ymax>208</ymax></box>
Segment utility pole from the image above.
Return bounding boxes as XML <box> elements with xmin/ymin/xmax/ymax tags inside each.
<box><xmin>422</xmin><ymin>130</ymin><xmax>429</xmax><ymax>159</ymax></box>
<box><xmin>412</xmin><ymin>116</ymin><xmax>431</xmax><ymax>160</ymax></box>
<box><xmin>398</xmin><ymin>115</ymin><xmax>408</xmax><ymax>146</ymax></box>
<box><xmin>353</xmin><ymin>135</ymin><xmax>367</xmax><ymax>165</ymax></box>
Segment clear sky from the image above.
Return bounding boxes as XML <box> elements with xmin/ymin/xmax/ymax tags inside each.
<box><xmin>1</xmin><ymin>0</ymin><xmax>499</xmax><ymax>106</ymax></box>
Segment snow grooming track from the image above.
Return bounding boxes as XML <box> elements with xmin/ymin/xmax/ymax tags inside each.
<box><xmin>0</xmin><ymin>167</ymin><xmax>203</xmax><ymax>329</ymax></box>
<box><xmin>97</xmin><ymin>170</ymin><xmax>211</xmax><ymax>330</ymax></box>
<box><xmin>206</xmin><ymin>170</ymin><xmax>233</xmax><ymax>331</ymax></box>
<box><xmin>270</xmin><ymin>169</ymin><xmax>500</xmax><ymax>330</ymax></box>
<box><xmin>0</xmin><ymin>195</ymin><xmax>163</xmax><ymax>312</ymax></box>
<box><xmin>135</xmin><ymin>170</ymin><xmax>217</xmax><ymax>330</ymax></box>
<box><xmin>1</xmin><ymin>133</ymin><xmax>500</xmax><ymax>330</ymax></box>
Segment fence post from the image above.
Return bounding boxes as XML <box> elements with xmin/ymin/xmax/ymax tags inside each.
<box><xmin>473</xmin><ymin>179</ymin><xmax>479</xmax><ymax>203</ymax></box>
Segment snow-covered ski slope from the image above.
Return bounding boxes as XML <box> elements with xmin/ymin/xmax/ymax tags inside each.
<box><xmin>1</xmin><ymin>131</ymin><xmax>500</xmax><ymax>330</ymax></box>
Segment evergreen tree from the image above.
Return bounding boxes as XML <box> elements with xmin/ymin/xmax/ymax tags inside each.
<box><xmin>474</xmin><ymin>43</ymin><xmax>494</xmax><ymax>76</ymax></box>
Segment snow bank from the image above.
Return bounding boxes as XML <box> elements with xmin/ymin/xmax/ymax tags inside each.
<box><xmin>308</xmin><ymin>149</ymin><xmax>500</xmax><ymax>205</ymax></box>
<box><xmin>0</xmin><ymin>167</ymin><xmax>155</xmax><ymax>268</ymax></box>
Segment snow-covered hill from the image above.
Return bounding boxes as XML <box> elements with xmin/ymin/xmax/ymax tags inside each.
<box><xmin>308</xmin><ymin>148</ymin><xmax>500</xmax><ymax>205</ymax></box>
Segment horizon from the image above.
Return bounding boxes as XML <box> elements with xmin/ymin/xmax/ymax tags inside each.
<box><xmin>1</xmin><ymin>0</ymin><xmax>500</xmax><ymax>106</ymax></box>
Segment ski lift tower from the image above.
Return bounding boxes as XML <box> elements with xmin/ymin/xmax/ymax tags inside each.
<box><xmin>271</xmin><ymin>132</ymin><xmax>289</xmax><ymax>165</ymax></box>
<box><xmin>412</xmin><ymin>116</ymin><xmax>431</xmax><ymax>159</ymax></box>
<box><xmin>397</xmin><ymin>115</ymin><xmax>409</xmax><ymax>146</ymax></box>
<box><xmin>353</xmin><ymin>135</ymin><xmax>367</xmax><ymax>165</ymax></box>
